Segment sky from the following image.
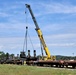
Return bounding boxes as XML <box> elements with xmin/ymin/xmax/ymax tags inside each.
<box><xmin>0</xmin><ymin>0</ymin><xmax>76</xmax><ymax>56</ymax></box>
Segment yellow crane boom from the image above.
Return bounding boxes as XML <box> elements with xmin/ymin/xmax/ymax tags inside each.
<box><xmin>25</xmin><ymin>4</ymin><xmax>55</xmax><ymax>60</ymax></box>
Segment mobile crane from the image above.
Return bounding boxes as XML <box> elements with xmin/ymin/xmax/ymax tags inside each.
<box><xmin>25</xmin><ymin>4</ymin><xmax>55</xmax><ymax>60</ymax></box>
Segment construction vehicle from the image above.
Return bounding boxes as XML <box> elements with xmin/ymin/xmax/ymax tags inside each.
<box><xmin>25</xmin><ymin>4</ymin><xmax>55</xmax><ymax>60</ymax></box>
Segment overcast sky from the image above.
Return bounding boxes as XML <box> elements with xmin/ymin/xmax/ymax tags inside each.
<box><xmin>0</xmin><ymin>0</ymin><xmax>76</xmax><ymax>56</ymax></box>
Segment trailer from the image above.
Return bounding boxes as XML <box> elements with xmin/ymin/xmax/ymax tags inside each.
<box><xmin>26</xmin><ymin>60</ymin><xmax>76</xmax><ymax>68</ymax></box>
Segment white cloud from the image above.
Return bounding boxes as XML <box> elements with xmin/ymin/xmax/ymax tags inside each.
<box><xmin>48</xmin><ymin>43</ymin><xmax>76</xmax><ymax>47</ymax></box>
<box><xmin>25</xmin><ymin>2</ymin><xmax>76</xmax><ymax>17</ymax></box>
<box><xmin>44</xmin><ymin>33</ymin><xmax>76</xmax><ymax>46</ymax></box>
<box><xmin>0</xmin><ymin>33</ymin><xmax>76</xmax><ymax>51</ymax></box>
<box><xmin>42</xmin><ymin>24</ymin><xmax>62</xmax><ymax>32</ymax></box>
<box><xmin>0</xmin><ymin>37</ymin><xmax>41</xmax><ymax>55</ymax></box>
<box><xmin>40</xmin><ymin>3</ymin><xmax>76</xmax><ymax>14</ymax></box>
<box><xmin>57</xmin><ymin>34</ymin><xmax>74</xmax><ymax>39</ymax></box>
<box><xmin>0</xmin><ymin>12</ymin><xmax>9</xmax><ymax>17</ymax></box>
<box><xmin>0</xmin><ymin>45</ymin><xmax>3</xmax><ymax>51</ymax></box>
<box><xmin>0</xmin><ymin>32</ymin><xmax>76</xmax><ymax>55</ymax></box>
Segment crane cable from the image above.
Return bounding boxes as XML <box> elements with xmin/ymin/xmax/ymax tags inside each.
<box><xmin>22</xmin><ymin>8</ymin><xmax>34</xmax><ymax>55</ymax></box>
<box><xmin>22</xmin><ymin>7</ymin><xmax>28</xmax><ymax>54</ymax></box>
<box><xmin>22</xmin><ymin>27</ymin><xmax>28</xmax><ymax>53</ymax></box>
<box><xmin>26</xmin><ymin>8</ymin><xmax>34</xmax><ymax>52</ymax></box>
<box><xmin>28</xmin><ymin>30</ymin><xmax>34</xmax><ymax>50</ymax></box>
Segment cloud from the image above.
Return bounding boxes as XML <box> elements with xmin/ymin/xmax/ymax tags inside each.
<box><xmin>0</xmin><ymin>32</ymin><xmax>76</xmax><ymax>55</ymax></box>
<box><xmin>0</xmin><ymin>33</ymin><xmax>76</xmax><ymax>50</ymax></box>
<box><xmin>0</xmin><ymin>37</ymin><xmax>41</xmax><ymax>55</ymax></box>
<box><xmin>42</xmin><ymin>24</ymin><xmax>62</xmax><ymax>32</ymax></box>
<box><xmin>48</xmin><ymin>43</ymin><xmax>76</xmax><ymax>47</ymax></box>
<box><xmin>49</xmin><ymin>33</ymin><xmax>76</xmax><ymax>39</ymax></box>
<box><xmin>1</xmin><ymin>1</ymin><xmax>76</xmax><ymax>19</ymax></box>
<box><xmin>0</xmin><ymin>45</ymin><xmax>3</xmax><ymax>51</ymax></box>
<box><xmin>0</xmin><ymin>12</ymin><xmax>10</xmax><ymax>17</ymax></box>
<box><xmin>40</xmin><ymin>3</ymin><xmax>76</xmax><ymax>14</ymax></box>
<box><xmin>25</xmin><ymin>2</ymin><xmax>76</xmax><ymax>17</ymax></box>
<box><xmin>0</xmin><ymin>2</ymin><xmax>24</xmax><ymax>18</ymax></box>
<box><xmin>42</xmin><ymin>33</ymin><xmax>76</xmax><ymax>47</ymax></box>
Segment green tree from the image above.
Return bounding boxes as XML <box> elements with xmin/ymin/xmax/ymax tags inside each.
<box><xmin>0</xmin><ymin>51</ymin><xmax>5</xmax><ymax>59</ymax></box>
<box><xmin>5</xmin><ymin>53</ymin><xmax>9</xmax><ymax>59</ymax></box>
<box><xmin>10</xmin><ymin>54</ymin><xmax>14</xmax><ymax>59</ymax></box>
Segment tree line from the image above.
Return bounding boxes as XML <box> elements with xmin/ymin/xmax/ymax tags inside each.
<box><xmin>0</xmin><ymin>51</ymin><xmax>14</xmax><ymax>60</ymax></box>
<box><xmin>0</xmin><ymin>51</ymin><xmax>76</xmax><ymax>60</ymax></box>
<box><xmin>56</xmin><ymin>55</ymin><xmax>76</xmax><ymax>60</ymax></box>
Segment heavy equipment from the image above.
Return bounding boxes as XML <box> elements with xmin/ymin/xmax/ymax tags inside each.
<box><xmin>25</xmin><ymin>4</ymin><xmax>55</xmax><ymax>60</ymax></box>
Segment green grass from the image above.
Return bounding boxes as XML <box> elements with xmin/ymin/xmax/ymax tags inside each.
<box><xmin>0</xmin><ymin>64</ymin><xmax>76</xmax><ymax>75</ymax></box>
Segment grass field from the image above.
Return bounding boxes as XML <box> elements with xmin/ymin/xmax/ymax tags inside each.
<box><xmin>0</xmin><ymin>64</ymin><xmax>76</xmax><ymax>75</ymax></box>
